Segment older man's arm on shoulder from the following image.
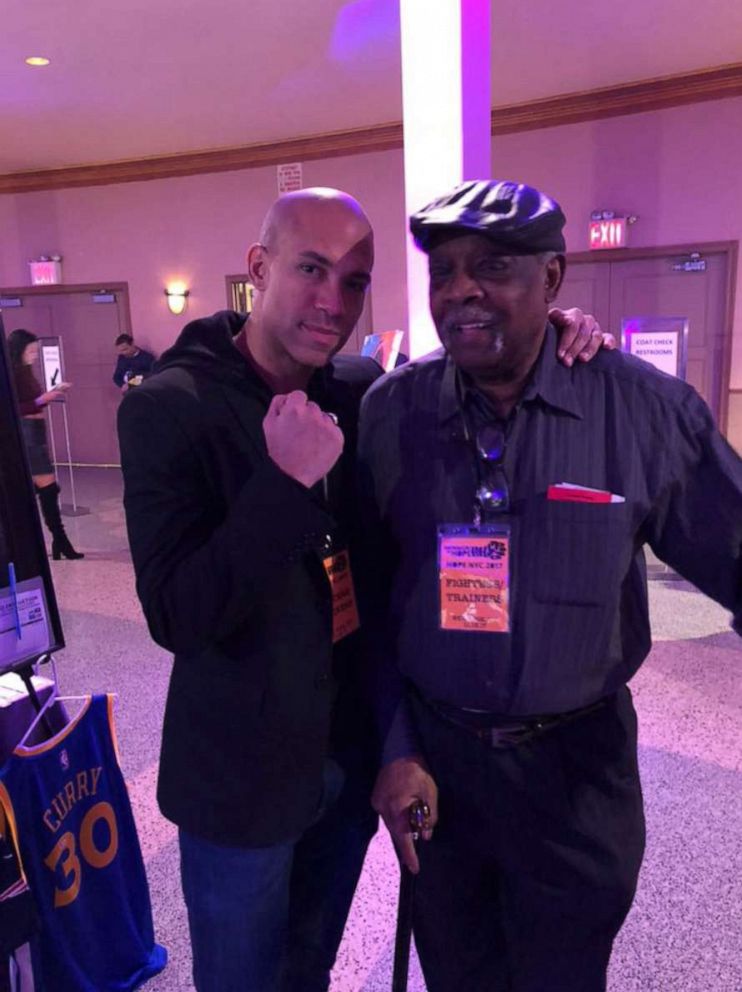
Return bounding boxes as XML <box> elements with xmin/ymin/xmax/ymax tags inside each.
<box><xmin>643</xmin><ymin>390</ymin><xmax>742</xmax><ymax>634</ymax></box>
<box><xmin>118</xmin><ymin>386</ymin><xmax>337</xmax><ymax>656</ymax></box>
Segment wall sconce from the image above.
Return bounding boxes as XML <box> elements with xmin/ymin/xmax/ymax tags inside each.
<box><xmin>164</xmin><ymin>285</ymin><xmax>190</xmax><ymax>315</ymax></box>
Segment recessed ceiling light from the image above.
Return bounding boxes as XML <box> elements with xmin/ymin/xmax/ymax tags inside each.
<box><xmin>25</xmin><ymin>57</ymin><xmax>51</xmax><ymax>67</ymax></box>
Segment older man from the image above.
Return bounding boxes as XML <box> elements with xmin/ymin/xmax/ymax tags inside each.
<box><xmin>118</xmin><ymin>186</ymin><xmax>608</xmax><ymax>992</ymax></box>
<box><xmin>360</xmin><ymin>180</ymin><xmax>742</xmax><ymax>992</ymax></box>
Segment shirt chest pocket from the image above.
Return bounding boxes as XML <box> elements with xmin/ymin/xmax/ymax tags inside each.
<box><xmin>519</xmin><ymin>499</ymin><xmax>634</xmax><ymax>606</ymax></box>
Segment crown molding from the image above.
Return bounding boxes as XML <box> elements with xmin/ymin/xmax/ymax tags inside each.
<box><xmin>1</xmin><ymin>63</ymin><xmax>741</xmax><ymax>195</ymax></box>
<box><xmin>490</xmin><ymin>61</ymin><xmax>742</xmax><ymax>134</ymax></box>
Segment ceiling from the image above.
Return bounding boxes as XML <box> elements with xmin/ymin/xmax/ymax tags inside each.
<box><xmin>3</xmin><ymin>0</ymin><xmax>742</xmax><ymax>176</ymax></box>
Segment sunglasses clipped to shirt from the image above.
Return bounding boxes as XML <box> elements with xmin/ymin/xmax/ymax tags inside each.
<box><xmin>474</xmin><ymin>424</ymin><xmax>510</xmax><ymax>520</ymax></box>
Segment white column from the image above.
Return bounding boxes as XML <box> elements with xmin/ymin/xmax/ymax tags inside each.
<box><xmin>400</xmin><ymin>0</ymin><xmax>491</xmax><ymax>357</ymax></box>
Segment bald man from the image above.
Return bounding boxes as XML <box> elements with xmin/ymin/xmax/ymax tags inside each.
<box><xmin>118</xmin><ymin>188</ymin><xmax>607</xmax><ymax>992</ymax></box>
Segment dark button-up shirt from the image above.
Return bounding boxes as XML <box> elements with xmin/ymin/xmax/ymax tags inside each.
<box><xmin>357</xmin><ymin>324</ymin><xmax>742</xmax><ymax>761</ymax></box>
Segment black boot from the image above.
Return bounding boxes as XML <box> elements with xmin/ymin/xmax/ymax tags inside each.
<box><xmin>36</xmin><ymin>483</ymin><xmax>84</xmax><ymax>560</ymax></box>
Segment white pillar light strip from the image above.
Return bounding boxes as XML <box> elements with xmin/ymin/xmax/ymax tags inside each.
<box><xmin>400</xmin><ymin>0</ymin><xmax>491</xmax><ymax>357</ymax></box>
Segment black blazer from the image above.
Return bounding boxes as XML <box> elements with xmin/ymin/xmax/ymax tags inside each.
<box><xmin>118</xmin><ymin>312</ymin><xmax>381</xmax><ymax>845</ymax></box>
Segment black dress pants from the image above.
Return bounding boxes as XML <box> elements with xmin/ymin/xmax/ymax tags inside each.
<box><xmin>409</xmin><ymin>687</ymin><xmax>645</xmax><ymax>992</ymax></box>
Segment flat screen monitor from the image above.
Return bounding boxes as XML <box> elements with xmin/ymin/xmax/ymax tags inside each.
<box><xmin>0</xmin><ymin>313</ymin><xmax>64</xmax><ymax>675</ymax></box>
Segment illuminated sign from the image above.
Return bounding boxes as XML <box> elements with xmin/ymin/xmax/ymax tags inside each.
<box><xmin>588</xmin><ymin>217</ymin><xmax>628</xmax><ymax>250</ymax></box>
<box><xmin>672</xmin><ymin>252</ymin><xmax>706</xmax><ymax>273</ymax></box>
<box><xmin>29</xmin><ymin>260</ymin><xmax>62</xmax><ymax>285</ymax></box>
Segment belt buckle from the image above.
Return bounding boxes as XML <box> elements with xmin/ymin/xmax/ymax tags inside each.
<box><xmin>488</xmin><ymin>720</ymin><xmax>543</xmax><ymax>748</ymax></box>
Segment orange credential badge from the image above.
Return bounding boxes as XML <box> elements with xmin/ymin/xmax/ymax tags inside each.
<box><xmin>438</xmin><ymin>524</ymin><xmax>510</xmax><ymax>633</ymax></box>
<box><xmin>322</xmin><ymin>549</ymin><xmax>360</xmax><ymax>643</ymax></box>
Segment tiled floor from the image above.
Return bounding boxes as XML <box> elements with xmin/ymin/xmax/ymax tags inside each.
<box><xmin>44</xmin><ymin>469</ymin><xmax>741</xmax><ymax>991</ymax></box>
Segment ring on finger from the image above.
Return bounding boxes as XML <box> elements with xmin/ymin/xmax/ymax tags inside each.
<box><xmin>324</xmin><ymin>411</ymin><xmax>339</xmax><ymax>426</ymax></box>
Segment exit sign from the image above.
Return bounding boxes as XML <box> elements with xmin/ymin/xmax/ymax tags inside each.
<box><xmin>29</xmin><ymin>259</ymin><xmax>62</xmax><ymax>284</ymax></box>
<box><xmin>589</xmin><ymin>217</ymin><xmax>628</xmax><ymax>250</ymax></box>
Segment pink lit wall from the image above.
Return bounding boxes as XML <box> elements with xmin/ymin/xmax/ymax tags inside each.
<box><xmin>1</xmin><ymin>97</ymin><xmax>740</xmax><ymax>445</ymax></box>
<box><xmin>0</xmin><ymin>152</ymin><xmax>407</xmax><ymax>360</ymax></box>
<box><xmin>492</xmin><ymin>97</ymin><xmax>742</xmax><ymax>449</ymax></box>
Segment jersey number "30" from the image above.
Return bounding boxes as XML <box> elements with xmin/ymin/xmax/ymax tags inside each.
<box><xmin>44</xmin><ymin>801</ymin><xmax>119</xmax><ymax>908</ymax></box>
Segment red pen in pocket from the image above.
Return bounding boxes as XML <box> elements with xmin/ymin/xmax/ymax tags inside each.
<box><xmin>547</xmin><ymin>483</ymin><xmax>625</xmax><ymax>504</ymax></box>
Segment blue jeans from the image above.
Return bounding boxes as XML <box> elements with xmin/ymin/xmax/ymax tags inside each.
<box><xmin>179</xmin><ymin>760</ymin><xmax>377</xmax><ymax>992</ymax></box>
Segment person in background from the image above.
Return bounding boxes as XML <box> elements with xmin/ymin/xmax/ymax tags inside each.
<box><xmin>118</xmin><ymin>186</ymin><xmax>609</xmax><ymax>992</ymax></box>
<box><xmin>8</xmin><ymin>329</ymin><xmax>83</xmax><ymax>560</ymax></box>
<box><xmin>113</xmin><ymin>333</ymin><xmax>155</xmax><ymax>391</ymax></box>
<box><xmin>359</xmin><ymin>179</ymin><xmax>742</xmax><ymax>992</ymax></box>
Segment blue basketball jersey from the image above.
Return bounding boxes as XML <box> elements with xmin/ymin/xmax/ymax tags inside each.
<box><xmin>0</xmin><ymin>694</ymin><xmax>166</xmax><ymax>991</ymax></box>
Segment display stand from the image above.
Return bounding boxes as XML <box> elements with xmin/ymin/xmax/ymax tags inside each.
<box><xmin>39</xmin><ymin>337</ymin><xmax>89</xmax><ymax>517</ymax></box>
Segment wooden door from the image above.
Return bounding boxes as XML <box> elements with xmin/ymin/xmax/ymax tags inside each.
<box><xmin>557</xmin><ymin>260</ymin><xmax>612</xmax><ymax>336</ymax></box>
<box><xmin>561</xmin><ymin>248</ymin><xmax>732</xmax><ymax>428</ymax></box>
<box><xmin>608</xmin><ymin>253</ymin><xmax>728</xmax><ymax>421</ymax></box>
<box><xmin>1</xmin><ymin>287</ymin><xmax>131</xmax><ymax>465</ymax></box>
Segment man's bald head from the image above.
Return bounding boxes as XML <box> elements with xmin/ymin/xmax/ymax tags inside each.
<box><xmin>258</xmin><ymin>187</ymin><xmax>373</xmax><ymax>254</ymax></box>
<box><xmin>244</xmin><ymin>187</ymin><xmax>374</xmax><ymax>384</ymax></box>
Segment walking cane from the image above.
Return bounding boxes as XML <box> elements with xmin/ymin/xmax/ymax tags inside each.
<box><xmin>391</xmin><ymin>799</ymin><xmax>430</xmax><ymax>992</ymax></box>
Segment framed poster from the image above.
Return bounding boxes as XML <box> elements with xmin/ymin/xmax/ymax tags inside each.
<box><xmin>0</xmin><ymin>315</ymin><xmax>64</xmax><ymax>675</ymax></box>
<box><xmin>361</xmin><ymin>330</ymin><xmax>405</xmax><ymax>372</ymax></box>
<box><xmin>621</xmin><ymin>316</ymin><xmax>688</xmax><ymax>380</ymax></box>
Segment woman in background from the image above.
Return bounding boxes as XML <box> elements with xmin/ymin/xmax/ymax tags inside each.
<box><xmin>8</xmin><ymin>329</ymin><xmax>84</xmax><ymax>560</ymax></box>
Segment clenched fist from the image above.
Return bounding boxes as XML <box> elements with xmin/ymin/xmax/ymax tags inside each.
<box><xmin>263</xmin><ymin>390</ymin><xmax>344</xmax><ymax>489</ymax></box>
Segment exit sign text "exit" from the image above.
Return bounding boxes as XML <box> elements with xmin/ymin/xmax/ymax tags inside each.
<box><xmin>589</xmin><ymin>217</ymin><xmax>628</xmax><ymax>250</ymax></box>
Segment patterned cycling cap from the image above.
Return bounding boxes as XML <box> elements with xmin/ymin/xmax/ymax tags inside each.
<box><xmin>410</xmin><ymin>179</ymin><xmax>566</xmax><ymax>254</ymax></box>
